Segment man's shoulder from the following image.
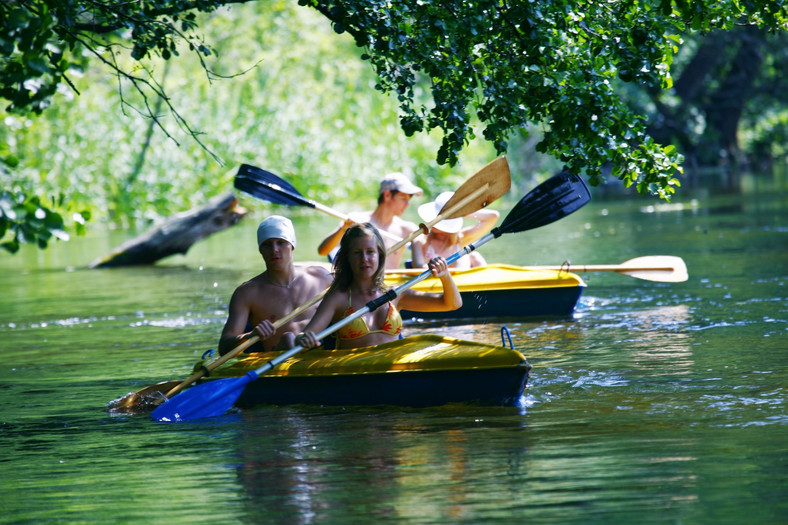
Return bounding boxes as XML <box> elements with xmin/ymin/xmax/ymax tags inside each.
<box><xmin>231</xmin><ymin>273</ymin><xmax>267</xmax><ymax>300</ymax></box>
<box><xmin>392</xmin><ymin>216</ymin><xmax>419</xmax><ymax>234</ymax></box>
<box><xmin>298</xmin><ymin>262</ymin><xmax>333</xmax><ymax>277</ymax></box>
<box><xmin>348</xmin><ymin>210</ymin><xmax>374</xmax><ymax>222</ymax></box>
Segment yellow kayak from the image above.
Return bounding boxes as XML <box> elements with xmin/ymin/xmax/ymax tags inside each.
<box><xmin>206</xmin><ymin>334</ymin><xmax>531</xmax><ymax>407</ymax></box>
<box><xmin>385</xmin><ymin>264</ymin><xmax>586</xmax><ymax>320</ymax></box>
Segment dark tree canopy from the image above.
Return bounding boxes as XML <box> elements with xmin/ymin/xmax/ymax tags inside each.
<box><xmin>1</xmin><ymin>0</ymin><xmax>787</xmax><ymax>252</ymax></box>
<box><xmin>645</xmin><ymin>26</ymin><xmax>788</xmax><ymax>172</ymax></box>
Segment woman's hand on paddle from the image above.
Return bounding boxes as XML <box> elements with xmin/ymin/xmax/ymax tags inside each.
<box><xmin>428</xmin><ymin>257</ymin><xmax>450</xmax><ymax>278</ymax></box>
<box><xmin>295</xmin><ymin>331</ymin><xmax>321</xmax><ymax>350</ymax></box>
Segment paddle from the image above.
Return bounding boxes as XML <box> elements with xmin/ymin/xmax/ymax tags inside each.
<box><xmin>109</xmin><ymin>284</ymin><xmax>322</xmax><ymax>412</ymax></box>
<box><xmin>116</xmin><ymin>159</ymin><xmax>512</xmax><ymax>412</ymax></box>
<box><xmin>234</xmin><ymin>164</ymin><xmax>402</xmax><ymax>242</ymax></box>
<box><xmin>525</xmin><ymin>256</ymin><xmax>688</xmax><ymax>283</ymax></box>
<box><xmin>388</xmin><ymin>156</ymin><xmax>510</xmax><ymax>254</ymax></box>
<box><xmin>234</xmin><ymin>158</ymin><xmax>511</xmax><ymax>249</ymax></box>
<box><xmin>151</xmin><ymin>170</ymin><xmax>590</xmax><ymax>422</ymax></box>
<box><xmin>384</xmin><ymin>256</ymin><xmax>688</xmax><ymax>283</ymax></box>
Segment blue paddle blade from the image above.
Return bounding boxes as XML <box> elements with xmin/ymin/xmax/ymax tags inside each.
<box><xmin>151</xmin><ymin>372</ymin><xmax>256</xmax><ymax>422</ymax></box>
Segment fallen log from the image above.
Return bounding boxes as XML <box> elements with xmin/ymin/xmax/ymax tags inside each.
<box><xmin>88</xmin><ymin>192</ymin><xmax>248</xmax><ymax>268</ymax></box>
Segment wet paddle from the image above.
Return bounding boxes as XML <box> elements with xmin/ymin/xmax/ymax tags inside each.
<box><xmin>115</xmin><ymin>159</ymin><xmax>512</xmax><ymax>412</ymax></box>
<box><xmin>151</xmin><ymin>170</ymin><xmax>590</xmax><ymax>422</ymax></box>
<box><xmin>385</xmin><ymin>256</ymin><xmax>688</xmax><ymax>283</ymax></box>
<box><xmin>108</xmin><ymin>285</ymin><xmax>322</xmax><ymax>413</ymax></box>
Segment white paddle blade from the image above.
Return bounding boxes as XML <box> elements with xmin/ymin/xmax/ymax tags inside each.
<box><xmin>618</xmin><ymin>256</ymin><xmax>688</xmax><ymax>283</ymax></box>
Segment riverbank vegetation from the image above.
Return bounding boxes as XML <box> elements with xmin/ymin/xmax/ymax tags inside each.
<box><xmin>1</xmin><ymin>0</ymin><xmax>787</xmax><ymax>253</ymax></box>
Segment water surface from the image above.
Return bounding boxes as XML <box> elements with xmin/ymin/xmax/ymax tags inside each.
<box><xmin>1</xmin><ymin>179</ymin><xmax>786</xmax><ymax>523</ymax></box>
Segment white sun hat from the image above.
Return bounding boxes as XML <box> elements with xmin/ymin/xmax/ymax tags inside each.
<box><xmin>417</xmin><ymin>192</ymin><xmax>463</xmax><ymax>234</ymax></box>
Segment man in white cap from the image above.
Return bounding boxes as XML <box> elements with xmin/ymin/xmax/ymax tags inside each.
<box><xmin>317</xmin><ymin>171</ymin><xmax>423</xmax><ymax>269</ymax></box>
<box><xmin>218</xmin><ymin>215</ymin><xmax>332</xmax><ymax>354</ymax></box>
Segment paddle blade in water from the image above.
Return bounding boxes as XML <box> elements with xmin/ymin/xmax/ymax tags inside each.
<box><xmin>234</xmin><ymin>165</ymin><xmax>311</xmax><ymax>207</ymax></box>
<box><xmin>497</xmin><ymin>171</ymin><xmax>590</xmax><ymax>235</ymax></box>
<box><xmin>151</xmin><ymin>373</ymin><xmax>255</xmax><ymax>422</ymax></box>
<box><xmin>107</xmin><ymin>380</ymin><xmax>182</xmax><ymax>414</ymax></box>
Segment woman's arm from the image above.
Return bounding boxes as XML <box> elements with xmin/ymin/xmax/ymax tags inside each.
<box><xmin>294</xmin><ymin>291</ymin><xmax>341</xmax><ymax>348</ymax></box>
<box><xmin>397</xmin><ymin>257</ymin><xmax>462</xmax><ymax>312</ymax></box>
<box><xmin>410</xmin><ymin>236</ymin><xmax>426</xmax><ymax>268</ymax></box>
<box><xmin>459</xmin><ymin>208</ymin><xmax>499</xmax><ymax>246</ymax></box>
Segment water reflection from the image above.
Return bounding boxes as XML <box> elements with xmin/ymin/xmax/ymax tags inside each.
<box><xmin>231</xmin><ymin>405</ymin><xmax>535</xmax><ymax>523</ymax></box>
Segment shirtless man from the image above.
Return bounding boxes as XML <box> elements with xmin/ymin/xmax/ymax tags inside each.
<box><xmin>218</xmin><ymin>215</ymin><xmax>332</xmax><ymax>355</ymax></box>
<box><xmin>317</xmin><ymin>172</ymin><xmax>423</xmax><ymax>269</ymax></box>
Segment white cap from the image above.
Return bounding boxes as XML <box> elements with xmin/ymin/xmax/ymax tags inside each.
<box><xmin>418</xmin><ymin>192</ymin><xmax>463</xmax><ymax>234</ymax></box>
<box><xmin>379</xmin><ymin>172</ymin><xmax>423</xmax><ymax>196</ymax></box>
<box><xmin>257</xmin><ymin>215</ymin><xmax>296</xmax><ymax>249</ymax></box>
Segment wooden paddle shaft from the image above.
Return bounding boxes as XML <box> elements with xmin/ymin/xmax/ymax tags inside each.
<box><xmin>163</xmin><ymin>293</ymin><xmax>322</xmax><ymax>397</ymax></box>
<box><xmin>312</xmin><ymin>201</ymin><xmax>403</xmax><ymax>242</ymax></box>
<box><xmin>531</xmin><ymin>264</ymin><xmax>674</xmax><ymax>272</ymax></box>
<box><xmin>385</xmin><ymin>265</ymin><xmax>678</xmax><ymax>275</ymax></box>
<box><xmin>387</xmin><ymin>184</ymin><xmax>489</xmax><ymax>255</ymax></box>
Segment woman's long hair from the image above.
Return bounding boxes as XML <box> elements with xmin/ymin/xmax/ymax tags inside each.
<box><xmin>330</xmin><ymin>223</ymin><xmax>387</xmax><ymax>293</ymax></box>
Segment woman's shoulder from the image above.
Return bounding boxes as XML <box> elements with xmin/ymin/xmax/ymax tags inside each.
<box><xmin>323</xmin><ymin>286</ymin><xmax>348</xmax><ymax>303</ymax></box>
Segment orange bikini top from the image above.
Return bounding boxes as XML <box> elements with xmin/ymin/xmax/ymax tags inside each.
<box><xmin>336</xmin><ymin>293</ymin><xmax>402</xmax><ymax>341</ymax></box>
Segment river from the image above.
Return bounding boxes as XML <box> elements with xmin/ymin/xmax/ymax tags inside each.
<box><xmin>0</xmin><ymin>174</ymin><xmax>786</xmax><ymax>523</ymax></box>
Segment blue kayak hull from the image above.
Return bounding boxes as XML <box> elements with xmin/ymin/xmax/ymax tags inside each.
<box><xmin>387</xmin><ymin>265</ymin><xmax>586</xmax><ymax>321</ymax></box>
<box><xmin>402</xmin><ymin>285</ymin><xmax>584</xmax><ymax>320</ymax></box>
<box><xmin>234</xmin><ymin>366</ymin><xmax>530</xmax><ymax>408</ymax></box>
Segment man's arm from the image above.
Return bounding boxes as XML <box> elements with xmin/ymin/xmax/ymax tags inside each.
<box><xmin>317</xmin><ymin>219</ymin><xmax>354</xmax><ymax>257</ymax></box>
<box><xmin>218</xmin><ymin>287</ymin><xmax>254</xmax><ymax>355</ymax></box>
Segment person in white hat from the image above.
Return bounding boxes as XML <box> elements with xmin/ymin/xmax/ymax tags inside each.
<box><xmin>411</xmin><ymin>191</ymin><xmax>500</xmax><ymax>269</ymax></box>
<box><xmin>218</xmin><ymin>215</ymin><xmax>333</xmax><ymax>354</ymax></box>
<box><xmin>317</xmin><ymin>171</ymin><xmax>423</xmax><ymax>269</ymax></box>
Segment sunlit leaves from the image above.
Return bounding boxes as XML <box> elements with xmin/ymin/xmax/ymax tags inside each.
<box><xmin>0</xmin><ymin>189</ymin><xmax>69</xmax><ymax>253</ymax></box>
<box><xmin>1</xmin><ymin>0</ymin><xmax>219</xmax><ymax>116</ymax></box>
<box><xmin>300</xmin><ymin>0</ymin><xmax>783</xmax><ymax>199</ymax></box>
<box><xmin>2</xmin><ymin>0</ymin><xmax>787</xmax><ymax>251</ymax></box>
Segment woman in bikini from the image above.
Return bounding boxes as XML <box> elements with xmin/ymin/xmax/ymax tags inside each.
<box><xmin>295</xmin><ymin>223</ymin><xmax>462</xmax><ymax>350</ymax></box>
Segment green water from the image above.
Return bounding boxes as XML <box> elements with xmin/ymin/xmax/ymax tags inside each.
<box><xmin>1</xmin><ymin>179</ymin><xmax>786</xmax><ymax>524</ymax></box>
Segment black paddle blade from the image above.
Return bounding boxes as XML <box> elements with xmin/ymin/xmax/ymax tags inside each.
<box><xmin>234</xmin><ymin>164</ymin><xmax>313</xmax><ymax>208</ymax></box>
<box><xmin>495</xmin><ymin>171</ymin><xmax>590</xmax><ymax>236</ymax></box>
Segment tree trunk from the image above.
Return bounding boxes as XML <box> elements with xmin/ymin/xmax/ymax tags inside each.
<box><xmin>704</xmin><ymin>26</ymin><xmax>765</xmax><ymax>162</ymax></box>
<box><xmin>88</xmin><ymin>193</ymin><xmax>247</xmax><ymax>268</ymax></box>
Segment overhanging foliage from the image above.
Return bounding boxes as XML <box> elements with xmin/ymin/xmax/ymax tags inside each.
<box><xmin>1</xmin><ymin>0</ymin><xmax>787</xmax><ymax>251</ymax></box>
